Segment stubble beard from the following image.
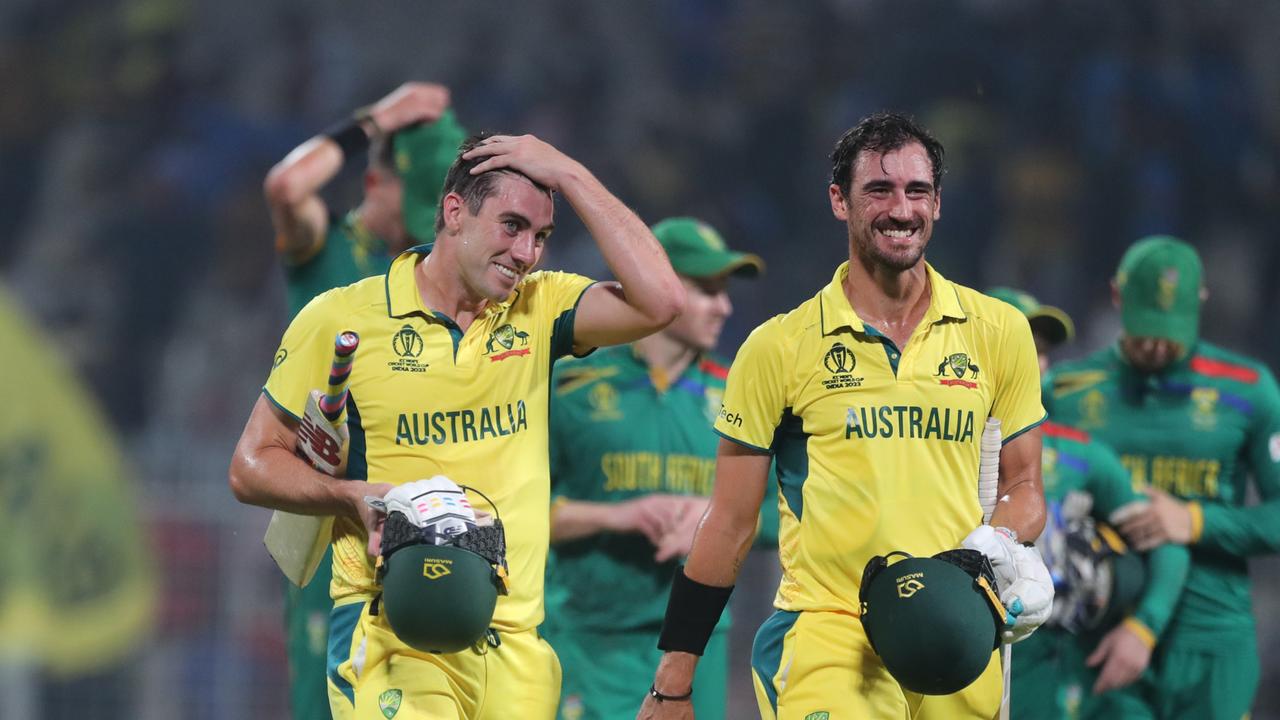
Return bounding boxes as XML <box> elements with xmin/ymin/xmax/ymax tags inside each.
<box><xmin>853</xmin><ymin>228</ymin><xmax>928</xmax><ymax>274</ymax></box>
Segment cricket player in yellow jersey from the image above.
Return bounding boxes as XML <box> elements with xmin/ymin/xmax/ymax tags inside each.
<box><xmin>230</xmin><ymin>133</ymin><xmax>685</xmax><ymax>720</ymax></box>
<box><xmin>640</xmin><ymin>112</ymin><xmax>1054</xmax><ymax>720</ymax></box>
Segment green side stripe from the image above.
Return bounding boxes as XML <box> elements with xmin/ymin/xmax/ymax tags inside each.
<box><xmin>327</xmin><ymin>601</ymin><xmax>365</xmax><ymax>706</ymax></box>
<box><xmin>772</xmin><ymin>409</ymin><xmax>809</xmax><ymax>521</ymax></box>
<box><xmin>751</xmin><ymin>610</ymin><xmax>800</xmax><ymax>714</ymax></box>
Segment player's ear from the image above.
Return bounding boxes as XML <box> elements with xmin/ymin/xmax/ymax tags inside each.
<box><xmin>441</xmin><ymin>192</ymin><xmax>466</xmax><ymax>234</ymax></box>
<box><xmin>829</xmin><ymin>183</ymin><xmax>850</xmax><ymax>220</ymax></box>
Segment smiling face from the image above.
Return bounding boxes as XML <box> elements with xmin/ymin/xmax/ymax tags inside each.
<box><xmin>830</xmin><ymin>141</ymin><xmax>941</xmax><ymax>273</ymax></box>
<box><xmin>441</xmin><ymin>172</ymin><xmax>554</xmax><ymax>302</ymax></box>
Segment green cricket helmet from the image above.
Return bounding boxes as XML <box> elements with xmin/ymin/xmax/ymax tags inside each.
<box><xmin>859</xmin><ymin>550</ymin><xmax>1006</xmax><ymax>695</ymax></box>
<box><xmin>372</xmin><ymin>477</ymin><xmax>510</xmax><ymax>654</ymax></box>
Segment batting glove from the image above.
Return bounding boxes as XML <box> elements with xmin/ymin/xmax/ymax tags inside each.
<box><xmin>961</xmin><ymin>524</ymin><xmax>1054</xmax><ymax>643</ymax></box>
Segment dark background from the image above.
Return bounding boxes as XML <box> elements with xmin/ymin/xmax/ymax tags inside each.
<box><xmin>3</xmin><ymin>0</ymin><xmax>1279</xmax><ymax>717</ymax></box>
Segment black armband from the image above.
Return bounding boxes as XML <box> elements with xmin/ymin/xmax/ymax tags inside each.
<box><xmin>648</xmin><ymin>684</ymin><xmax>692</xmax><ymax>703</ymax></box>
<box><xmin>322</xmin><ymin>118</ymin><xmax>370</xmax><ymax>160</ymax></box>
<box><xmin>657</xmin><ymin>566</ymin><xmax>733</xmax><ymax>655</ymax></box>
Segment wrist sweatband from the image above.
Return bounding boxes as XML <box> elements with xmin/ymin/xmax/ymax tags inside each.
<box><xmin>657</xmin><ymin>566</ymin><xmax>733</xmax><ymax>655</ymax></box>
<box><xmin>323</xmin><ymin>119</ymin><xmax>370</xmax><ymax>160</ymax></box>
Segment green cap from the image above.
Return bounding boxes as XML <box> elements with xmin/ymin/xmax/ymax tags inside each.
<box><xmin>859</xmin><ymin>552</ymin><xmax>1003</xmax><ymax>695</ymax></box>
<box><xmin>651</xmin><ymin>217</ymin><xmax>764</xmax><ymax>279</ymax></box>
<box><xmin>985</xmin><ymin>287</ymin><xmax>1075</xmax><ymax>348</ymax></box>
<box><xmin>380</xmin><ymin>543</ymin><xmax>499</xmax><ymax>654</ymax></box>
<box><xmin>395</xmin><ymin>110</ymin><xmax>468</xmax><ymax>244</ymax></box>
<box><xmin>1114</xmin><ymin>235</ymin><xmax>1203</xmax><ymax>348</ymax></box>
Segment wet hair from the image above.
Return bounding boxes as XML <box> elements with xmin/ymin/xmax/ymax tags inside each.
<box><xmin>434</xmin><ymin>133</ymin><xmax>552</xmax><ymax>234</ymax></box>
<box><xmin>830</xmin><ymin>112</ymin><xmax>945</xmax><ymax>197</ymax></box>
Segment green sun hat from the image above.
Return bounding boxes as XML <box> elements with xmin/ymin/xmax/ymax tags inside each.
<box><xmin>395</xmin><ymin>110</ymin><xmax>468</xmax><ymax>245</ymax></box>
<box><xmin>651</xmin><ymin>217</ymin><xmax>764</xmax><ymax>279</ymax></box>
<box><xmin>1114</xmin><ymin>235</ymin><xmax>1203</xmax><ymax>349</ymax></box>
<box><xmin>859</xmin><ymin>550</ymin><xmax>1004</xmax><ymax>695</ymax></box>
<box><xmin>986</xmin><ymin>287</ymin><xmax>1075</xmax><ymax>348</ymax></box>
<box><xmin>380</xmin><ymin>543</ymin><xmax>499</xmax><ymax>654</ymax></box>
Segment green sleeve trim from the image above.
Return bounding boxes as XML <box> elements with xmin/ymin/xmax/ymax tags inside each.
<box><xmin>551</xmin><ymin>281</ymin><xmax>599</xmax><ymax>361</ymax></box>
<box><xmin>262</xmin><ymin>387</ymin><xmax>302</xmax><ymax>424</ymax></box>
<box><xmin>1132</xmin><ymin>543</ymin><xmax>1190</xmax><ymax>639</ymax></box>
<box><xmin>714</xmin><ymin>428</ymin><xmax>773</xmax><ymax>455</ymax></box>
<box><xmin>1001</xmin><ymin>412</ymin><xmax>1046</xmax><ymax>446</ymax></box>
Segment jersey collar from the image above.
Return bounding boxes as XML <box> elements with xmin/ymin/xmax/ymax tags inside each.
<box><xmin>819</xmin><ymin>260</ymin><xmax>967</xmax><ymax>336</ymax></box>
<box><xmin>383</xmin><ymin>243</ymin><xmax>518</xmax><ymax>320</ymax></box>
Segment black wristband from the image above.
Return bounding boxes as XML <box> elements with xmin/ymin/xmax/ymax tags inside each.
<box><xmin>657</xmin><ymin>566</ymin><xmax>733</xmax><ymax>655</ymax></box>
<box><xmin>322</xmin><ymin>119</ymin><xmax>370</xmax><ymax>160</ymax></box>
<box><xmin>648</xmin><ymin>684</ymin><xmax>693</xmax><ymax>703</ymax></box>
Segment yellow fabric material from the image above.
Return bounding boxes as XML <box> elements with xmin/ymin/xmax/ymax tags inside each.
<box><xmin>752</xmin><ymin>611</ymin><xmax>1001</xmax><ymax>719</ymax></box>
<box><xmin>1123</xmin><ymin>616</ymin><xmax>1157</xmax><ymax>649</ymax></box>
<box><xmin>265</xmin><ymin>249</ymin><xmax>594</xmax><ymax>633</ymax></box>
<box><xmin>329</xmin><ymin>602</ymin><xmax>560</xmax><ymax>719</ymax></box>
<box><xmin>716</xmin><ymin>262</ymin><xmax>1045</xmax><ymax>614</ymax></box>
<box><xmin>1188</xmin><ymin>501</ymin><xmax>1205</xmax><ymax>543</ymax></box>
<box><xmin>0</xmin><ymin>285</ymin><xmax>156</xmax><ymax>675</ymax></box>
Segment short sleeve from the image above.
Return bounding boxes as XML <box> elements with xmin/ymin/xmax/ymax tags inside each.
<box><xmin>990</xmin><ymin>308</ymin><xmax>1047</xmax><ymax>443</ymax></box>
<box><xmin>714</xmin><ymin>319</ymin><xmax>787</xmax><ymax>453</ymax></box>
<box><xmin>531</xmin><ymin>271</ymin><xmax>596</xmax><ymax>359</ymax></box>
<box><xmin>263</xmin><ymin>290</ymin><xmax>346</xmax><ymax>421</ymax></box>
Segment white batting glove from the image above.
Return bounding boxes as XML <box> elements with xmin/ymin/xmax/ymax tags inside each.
<box><xmin>366</xmin><ymin>476</ymin><xmax>477</xmax><ymax>539</ymax></box>
<box><xmin>962</xmin><ymin>524</ymin><xmax>1055</xmax><ymax>643</ymax></box>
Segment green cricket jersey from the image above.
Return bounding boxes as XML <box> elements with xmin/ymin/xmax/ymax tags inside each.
<box><xmin>1038</xmin><ymin>420</ymin><xmax>1190</xmax><ymax>640</ymax></box>
<box><xmin>284</xmin><ymin>212</ymin><xmax>391</xmax><ymax>317</ymax></box>
<box><xmin>544</xmin><ymin>345</ymin><xmax>779</xmax><ymax>632</ymax></box>
<box><xmin>1044</xmin><ymin>342</ymin><xmax>1280</xmax><ymax>650</ymax></box>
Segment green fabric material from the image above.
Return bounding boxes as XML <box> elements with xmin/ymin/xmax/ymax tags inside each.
<box><xmin>1154</xmin><ymin>639</ymin><xmax>1259</xmax><ymax>720</ymax></box>
<box><xmin>545</xmin><ymin>346</ymin><xmax>779</xmax><ymax>631</ymax></box>
<box><xmin>285</xmin><ymin>212</ymin><xmax>393</xmax><ymax>319</ymax></box>
<box><xmin>651</xmin><ymin>217</ymin><xmax>763</xmax><ymax>279</ymax></box>
<box><xmin>544</xmin><ymin>623</ymin><xmax>729</xmax><ymax>720</ymax></box>
<box><xmin>1012</xmin><ymin>626</ymin><xmax>1157</xmax><ymax>720</ymax></box>
<box><xmin>285</xmin><ymin>553</ymin><xmax>333</xmax><ymax>720</ymax></box>
<box><xmin>1044</xmin><ymin>340</ymin><xmax>1280</xmax><ymax>651</ymax></box>
<box><xmin>1114</xmin><ymin>236</ymin><xmax>1203</xmax><ymax>348</ymax></box>
<box><xmin>394</xmin><ymin>109</ymin><xmax>467</xmax><ymax>244</ymax></box>
<box><xmin>1040</xmin><ymin>426</ymin><xmax>1189</xmax><ymax>638</ymax></box>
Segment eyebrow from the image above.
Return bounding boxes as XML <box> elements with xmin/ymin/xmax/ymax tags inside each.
<box><xmin>859</xmin><ymin>178</ymin><xmax>935</xmax><ymax>193</ymax></box>
<box><xmin>498</xmin><ymin>211</ymin><xmax>555</xmax><ymax>235</ymax></box>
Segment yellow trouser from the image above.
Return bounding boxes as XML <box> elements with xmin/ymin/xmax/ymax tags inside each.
<box><xmin>751</xmin><ymin>609</ymin><xmax>1002</xmax><ymax>719</ymax></box>
<box><xmin>327</xmin><ymin>599</ymin><xmax>561</xmax><ymax>719</ymax></box>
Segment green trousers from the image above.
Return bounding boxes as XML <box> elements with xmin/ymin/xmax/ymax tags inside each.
<box><xmin>542</xmin><ymin>622</ymin><xmax>729</xmax><ymax>720</ymax></box>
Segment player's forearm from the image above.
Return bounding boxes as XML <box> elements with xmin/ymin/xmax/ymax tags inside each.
<box><xmin>1196</xmin><ymin>499</ymin><xmax>1280</xmax><ymax>556</ymax></box>
<box><xmin>683</xmin><ymin>500</ymin><xmax>757</xmax><ymax>587</ymax></box>
<box><xmin>989</xmin><ymin>479</ymin><xmax>1046</xmax><ymax>541</ymax></box>
<box><xmin>229</xmin><ymin>444</ymin><xmax>361</xmax><ymax>519</ymax></box>
<box><xmin>558</xmin><ymin>169</ymin><xmax>685</xmax><ymax>332</ymax></box>
<box><xmin>549</xmin><ymin>499</ymin><xmax>618</xmax><ymax>543</ymax></box>
<box><xmin>1131</xmin><ymin>543</ymin><xmax>1189</xmax><ymax>639</ymax></box>
<box><xmin>264</xmin><ymin>138</ymin><xmax>344</xmax><ymax>258</ymax></box>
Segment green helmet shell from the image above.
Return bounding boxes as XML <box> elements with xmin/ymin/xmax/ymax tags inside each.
<box><xmin>380</xmin><ymin>543</ymin><xmax>499</xmax><ymax>653</ymax></box>
<box><xmin>860</xmin><ymin>553</ymin><xmax>1003</xmax><ymax>695</ymax></box>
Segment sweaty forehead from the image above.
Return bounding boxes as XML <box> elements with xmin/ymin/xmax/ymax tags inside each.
<box><xmin>480</xmin><ymin>173</ymin><xmax>555</xmax><ymax>223</ymax></box>
<box><xmin>852</xmin><ymin>143</ymin><xmax>934</xmax><ymax>185</ymax></box>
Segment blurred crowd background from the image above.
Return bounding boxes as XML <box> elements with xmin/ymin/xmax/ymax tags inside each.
<box><xmin>3</xmin><ymin>0</ymin><xmax>1279</xmax><ymax>718</ymax></box>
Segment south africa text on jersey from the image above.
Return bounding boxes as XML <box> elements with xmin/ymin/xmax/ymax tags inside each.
<box><xmin>395</xmin><ymin>401</ymin><xmax>529</xmax><ymax>445</ymax></box>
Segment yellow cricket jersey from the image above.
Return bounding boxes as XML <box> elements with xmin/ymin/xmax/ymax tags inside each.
<box><xmin>264</xmin><ymin>247</ymin><xmax>595</xmax><ymax>633</ymax></box>
<box><xmin>714</xmin><ymin>262</ymin><xmax>1044</xmax><ymax>614</ymax></box>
